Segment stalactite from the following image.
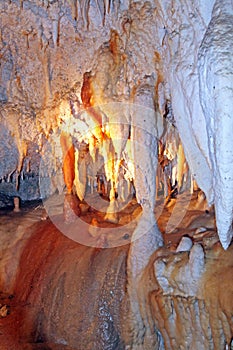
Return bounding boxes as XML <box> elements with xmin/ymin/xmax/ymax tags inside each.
<box><xmin>70</xmin><ymin>0</ymin><xmax>78</xmax><ymax>21</ymax></box>
<box><xmin>42</xmin><ymin>0</ymin><xmax>49</xmax><ymax>7</ymax></box>
<box><xmin>81</xmin><ymin>71</ymin><xmax>92</xmax><ymax>109</ymax></box>
<box><xmin>108</xmin><ymin>118</ymin><xmax>129</xmax><ymax>190</ymax></box>
<box><xmin>60</xmin><ymin>131</ymin><xmax>75</xmax><ymax>194</ymax></box>
<box><xmin>198</xmin><ymin>0</ymin><xmax>233</xmax><ymax>249</ymax></box>
<box><xmin>104</xmin><ymin>0</ymin><xmax>110</xmax><ymax>14</ymax></box>
<box><xmin>81</xmin><ymin>0</ymin><xmax>90</xmax><ymax>29</ymax></box>
<box><xmin>177</xmin><ymin>142</ymin><xmax>185</xmax><ymax>193</ymax></box>
<box><xmin>14</xmin><ymin>139</ymin><xmax>27</xmax><ymax>191</ymax></box>
<box><xmin>104</xmin><ymin>190</ymin><xmax>119</xmax><ymax>223</ymax></box>
<box><xmin>41</xmin><ymin>52</ymin><xmax>52</xmax><ymax>106</ymax></box>
<box><xmin>74</xmin><ymin>146</ymin><xmax>87</xmax><ymax>201</ymax></box>
<box><xmin>35</xmin><ymin>23</ymin><xmax>53</xmax><ymax>107</ymax></box>
<box><xmin>26</xmin><ymin>159</ymin><xmax>30</xmax><ymax>173</ymax></box>
<box><xmin>94</xmin><ymin>0</ymin><xmax>105</xmax><ymax>26</ymax></box>
<box><xmin>116</xmin><ymin>167</ymin><xmax>130</xmax><ymax>203</ymax></box>
<box><xmin>69</xmin><ymin>99</ymin><xmax>80</xmax><ymax>126</ymax></box>
<box><xmin>87</xmin><ymin>158</ymin><xmax>97</xmax><ymax>194</ymax></box>
<box><xmin>22</xmin><ymin>30</ymin><xmax>31</xmax><ymax>49</ymax></box>
<box><xmin>52</xmin><ymin>18</ymin><xmax>59</xmax><ymax>47</ymax></box>
<box><xmin>101</xmin><ymin>137</ymin><xmax>112</xmax><ymax>183</ymax></box>
<box><xmin>38</xmin><ymin>24</ymin><xmax>48</xmax><ymax>51</ymax></box>
<box><xmin>88</xmin><ymin>136</ymin><xmax>97</xmax><ymax>162</ymax></box>
<box><xmin>80</xmin><ymin>72</ymin><xmax>104</xmax><ymax>142</ymax></box>
<box><xmin>7</xmin><ymin>173</ymin><xmax>10</xmax><ymax>183</ymax></box>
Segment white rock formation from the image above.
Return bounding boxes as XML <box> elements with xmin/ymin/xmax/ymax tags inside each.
<box><xmin>154</xmin><ymin>243</ymin><xmax>205</xmax><ymax>297</ymax></box>
<box><xmin>154</xmin><ymin>0</ymin><xmax>233</xmax><ymax>249</ymax></box>
<box><xmin>156</xmin><ymin>1</ymin><xmax>214</xmax><ymax>198</ymax></box>
<box><xmin>198</xmin><ymin>0</ymin><xmax>233</xmax><ymax>249</ymax></box>
<box><xmin>0</xmin><ymin>2</ymin><xmax>232</xmax><ymax>349</ymax></box>
<box><xmin>127</xmin><ymin>81</ymin><xmax>164</xmax><ymax>347</ymax></box>
<box><xmin>0</xmin><ymin>1</ymin><xmax>232</xmax><ymax>250</ymax></box>
<box><xmin>176</xmin><ymin>236</ymin><xmax>193</xmax><ymax>252</ymax></box>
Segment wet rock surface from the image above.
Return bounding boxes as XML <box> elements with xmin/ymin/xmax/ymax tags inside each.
<box><xmin>0</xmin><ymin>195</ymin><xmax>232</xmax><ymax>349</ymax></box>
<box><xmin>7</xmin><ymin>220</ymin><xmax>131</xmax><ymax>349</ymax></box>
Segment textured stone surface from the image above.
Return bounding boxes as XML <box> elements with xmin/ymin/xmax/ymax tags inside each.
<box><xmin>151</xmin><ymin>244</ymin><xmax>233</xmax><ymax>350</ymax></box>
<box><xmin>0</xmin><ymin>2</ymin><xmax>233</xmax><ymax>348</ymax></box>
<box><xmin>0</xmin><ymin>0</ymin><xmax>232</xmax><ymax>248</ymax></box>
<box><xmin>0</xmin><ymin>196</ymin><xmax>232</xmax><ymax>349</ymax></box>
<box><xmin>11</xmin><ymin>221</ymin><xmax>131</xmax><ymax>349</ymax></box>
<box><xmin>198</xmin><ymin>0</ymin><xmax>233</xmax><ymax>249</ymax></box>
<box><xmin>176</xmin><ymin>236</ymin><xmax>193</xmax><ymax>252</ymax></box>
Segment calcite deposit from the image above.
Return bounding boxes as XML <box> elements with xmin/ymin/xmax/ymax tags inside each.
<box><xmin>0</xmin><ymin>0</ymin><xmax>232</xmax><ymax>349</ymax></box>
<box><xmin>0</xmin><ymin>0</ymin><xmax>232</xmax><ymax>248</ymax></box>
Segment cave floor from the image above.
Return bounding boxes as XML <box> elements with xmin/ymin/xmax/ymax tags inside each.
<box><xmin>0</xmin><ymin>191</ymin><xmax>231</xmax><ymax>349</ymax></box>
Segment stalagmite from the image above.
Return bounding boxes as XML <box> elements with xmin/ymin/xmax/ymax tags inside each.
<box><xmin>127</xmin><ymin>81</ymin><xmax>164</xmax><ymax>346</ymax></box>
<box><xmin>13</xmin><ymin>197</ymin><xmax>20</xmax><ymax>212</ymax></box>
<box><xmin>130</xmin><ymin>81</ymin><xmax>164</xmax><ymax>263</ymax></box>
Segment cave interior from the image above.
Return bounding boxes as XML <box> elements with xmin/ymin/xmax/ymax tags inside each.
<box><xmin>0</xmin><ymin>1</ymin><xmax>232</xmax><ymax>349</ymax></box>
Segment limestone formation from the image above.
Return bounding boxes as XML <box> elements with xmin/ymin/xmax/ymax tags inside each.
<box><xmin>0</xmin><ymin>0</ymin><xmax>232</xmax><ymax>249</ymax></box>
<box><xmin>0</xmin><ymin>1</ymin><xmax>232</xmax><ymax>349</ymax></box>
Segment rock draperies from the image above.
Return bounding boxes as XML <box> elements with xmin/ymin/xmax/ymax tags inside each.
<box><xmin>0</xmin><ymin>0</ymin><xmax>232</xmax><ymax>249</ymax></box>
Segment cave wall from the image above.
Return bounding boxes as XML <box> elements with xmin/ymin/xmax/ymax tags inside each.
<box><xmin>0</xmin><ymin>3</ymin><xmax>232</xmax><ymax>347</ymax></box>
<box><xmin>13</xmin><ymin>223</ymin><xmax>131</xmax><ymax>349</ymax></box>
